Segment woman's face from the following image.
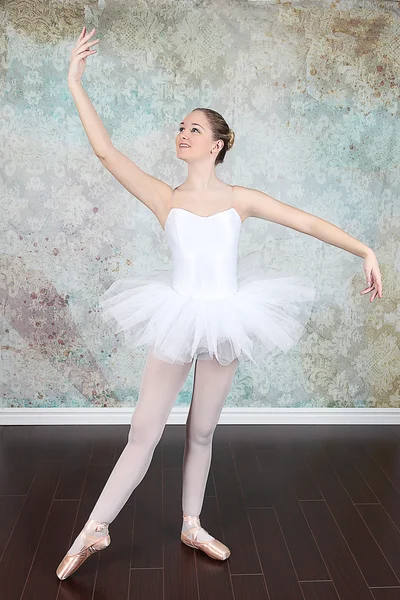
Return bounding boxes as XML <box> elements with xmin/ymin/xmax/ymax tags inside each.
<box><xmin>176</xmin><ymin>111</ymin><xmax>222</xmax><ymax>163</ymax></box>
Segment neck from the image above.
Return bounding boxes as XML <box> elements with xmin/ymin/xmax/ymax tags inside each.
<box><xmin>182</xmin><ymin>162</ymin><xmax>221</xmax><ymax>191</ymax></box>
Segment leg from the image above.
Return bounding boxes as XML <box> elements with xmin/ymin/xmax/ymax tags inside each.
<box><xmin>66</xmin><ymin>349</ymin><xmax>193</xmax><ymax>555</ymax></box>
<box><xmin>181</xmin><ymin>355</ymin><xmax>238</xmax><ymax>545</ymax></box>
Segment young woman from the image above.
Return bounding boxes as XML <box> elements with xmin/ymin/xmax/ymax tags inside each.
<box><xmin>56</xmin><ymin>26</ymin><xmax>383</xmax><ymax>580</ymax></box>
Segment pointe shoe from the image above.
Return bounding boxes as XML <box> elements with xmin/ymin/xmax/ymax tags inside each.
<box><xmin>56</xmin><ymin>519</ymin><xmax>111</xmax><ymax>580</ymax></box>
<box><xmin>180</xmin><ymin>514</ymin><xmax>230</xmax><ymax>561</ymax></box>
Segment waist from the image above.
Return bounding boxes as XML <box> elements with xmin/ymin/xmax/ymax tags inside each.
<box><xmin>172</xmin><ymin>270</ymin><xmax>238</xmax><ymax>299</ymax></box>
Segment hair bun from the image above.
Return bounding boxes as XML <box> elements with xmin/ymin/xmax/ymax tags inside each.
<box><xmin>227</xmin><ymin>129</ymin><xmax>235</xmax><ymax>150</ymax></box>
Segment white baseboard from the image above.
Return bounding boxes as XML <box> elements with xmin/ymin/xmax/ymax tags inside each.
<box><xmin>0</xmin><ymin>408</ymin><xmax>399</xmax><ymax>425</ymax></box>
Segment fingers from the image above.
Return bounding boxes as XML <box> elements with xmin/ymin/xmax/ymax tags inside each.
<box><xmin>370</xmin><ymin>268</ymin><xmax>383</xmax><ymax>299</ymax></box>
<box><xmin>75</xmin><ymin>25</ymin><xmax>96</xmax><ymax>50</ymax></box>
<box><xmin>81</xmin><ymin>38</ymin><xmax>99</xmax><ymax>52</ymax></box>
<box><xmin>72</xmin><ymin>33</ymin><xmax>99</xmax><ymax>58</ymax></box>
<box><xmin>360</xmin><ymin>264</ymin><xmax>383</xmax><ymax>301</ymax></box>
<box><xmin>360</xmin><ymin>283</ymin><xmax>383</xmax><ymax>301</ymax></box>
<box><xmin>372</xmin><ymin>269</ymin><xmax>382</xmax><ymax>291</ymax></box>
<box><xmin>75</xmin><ymin>25</ymin><xmax>89</xmax><ymax>48</ymax></box>
<box><xmin>360</xmin><ymin>286</ymin><xmax>373</xmax><ymax>294</ymax></box>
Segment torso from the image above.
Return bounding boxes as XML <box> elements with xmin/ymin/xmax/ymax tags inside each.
<box><xmin>163</xmin><ymin>195</ymin><xmax>242</xmax><ymax>298</ymax></box>
<box><xmin>158</xmin><ymin>183</ymin><xmax>246</xmax><ymax>231</ymax></box>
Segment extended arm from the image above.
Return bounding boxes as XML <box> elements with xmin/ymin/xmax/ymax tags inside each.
<box><xmin>303</xmin><ymin>214</ymin><xmax>371</xmax><ymax>259</ymax></box>
<box><xmin>236</xmin><ymin>186</ymin><xmax>372</xmax><ymax>259</ymax></box>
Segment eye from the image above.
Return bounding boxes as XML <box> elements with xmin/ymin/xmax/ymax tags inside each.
<box><xmin>178</xmin><ymin>127</ymin><xmax>200</xmax><ymax>133</ymax></box>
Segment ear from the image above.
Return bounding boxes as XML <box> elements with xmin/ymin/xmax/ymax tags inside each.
<box><xmin>210</xmin><ymin>139</ymin><xmax>224</xmax><ymax>155</ymax></box>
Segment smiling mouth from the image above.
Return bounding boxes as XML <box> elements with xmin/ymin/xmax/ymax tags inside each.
<box><xmin>179</xmin><ymin>144</ymin><xmax>190</xmax><ymax>148</ymax></box>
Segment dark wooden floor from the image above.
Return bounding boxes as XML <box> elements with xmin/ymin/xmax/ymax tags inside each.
<box><xmin>1</xmin><ymin>423</ymin><xmax>400</xmax><ymax>599</ymax></box>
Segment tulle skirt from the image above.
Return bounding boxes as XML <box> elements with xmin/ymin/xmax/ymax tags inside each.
<box><xmin>98</xmin><ymin>251</ymin><xmax>317</xmax><ymax>367</ymax></box>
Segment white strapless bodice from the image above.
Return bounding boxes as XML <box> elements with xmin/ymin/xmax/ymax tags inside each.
<box><xmin>164</xmin><ymin>207</ymin><xmax>242</xmax><ymax>299</ymax></box>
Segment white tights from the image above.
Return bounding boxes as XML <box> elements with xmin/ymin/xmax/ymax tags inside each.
<box><xmin>67</xmin><ymin>349</ymin><xmax>238</xmax><ymax>554</ymax></box>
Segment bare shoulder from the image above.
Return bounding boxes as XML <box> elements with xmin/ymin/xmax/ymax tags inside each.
<box><xmin>233</xmin><ymin>185</ymin><xmax>316</xmax><ymax>235</ymax></box>
<box><xmin>232</xmin><ymin>185</ymin><xmax>257</xmax><ymax>221</ymax></box>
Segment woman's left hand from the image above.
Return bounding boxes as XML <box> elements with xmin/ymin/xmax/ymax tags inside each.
<box><xmin>360</xmin><ymin>250</ymin><xmax>383</xmax><ymax>302</ymax></box>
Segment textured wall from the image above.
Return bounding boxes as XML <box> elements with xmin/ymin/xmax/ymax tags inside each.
<box><xmin>1</xmin><ymin>0</ymin><xmax>399</xmax><ymax>409</ymax></box>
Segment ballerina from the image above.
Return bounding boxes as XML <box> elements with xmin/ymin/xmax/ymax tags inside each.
<box><xmin>56</xmin><ymin>25</ymin><xmax>383</xmax><ymax>580</ymax></box>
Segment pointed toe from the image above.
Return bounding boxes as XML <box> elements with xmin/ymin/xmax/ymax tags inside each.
<box><xmin>56</xmin><ymin>534</ymin><xmax>111</xmax><ymax>580</ymax></box>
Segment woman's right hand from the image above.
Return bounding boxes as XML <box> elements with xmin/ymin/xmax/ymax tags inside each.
<box><xmin>68</xmin><ymin>25</ymin><xmax>99</xmax><ymax>86</ymax></box>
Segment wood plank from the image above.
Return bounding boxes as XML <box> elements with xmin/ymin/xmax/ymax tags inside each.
<box><xmin>21</xmin><ymin>500</ymin><xmax>77</xmax><ymax>600</ymax></box>
<box><xmin>129</xmin><ymin>568</ymin><xmax>163</xmax><ymax>600</ymax></box>
<box><xmin>94</xmin><ymin>500</ymin><xmax>133</xmax><ymax>599</ymax></box>
<box><xmin>196</xmin><ymin>493</ymin><xmax>234</xmax><ymax>600</ymax></box>
<box><xmin>163</xmin><ymin>467</ymin><xmax>199</xmax><ymax>600</ymax></box>
<box><xmin>301</xmin><ymin>580</ymin><xmax>340</xmax><ymax>600</ymax></box>
<box><xmin>244</xmin><ymin>426</ymin><xmax>329</xmax><ymax>582</ymax></box>
<box><xmin>304</xmin><ymin>449</ymin><xmax>397</xmax><ymax>586</ymax></box>
<box><xmin>231</xmin><ymin>574</ymin><xmax>269</xmax><ymax>599</ymax></box>
<box><xmin>212</xmin><ymin>425</ymin><xmax>262</xmax><ymax>574</ymax></box>
<box><xmin>0</xmin><ymin>495</ymin><xmax>25</xmax><ymax>560</ymax></box>
<box><xmin>300</xmin><ymin>499</ymin><xmax>374</xmax><ymax>599</ymax></box>
<box><xmin>357</xmin><ymin>504</ymin><xmax>400</xmax><ymax>582</ymax></box>
<box><xmin>249</xmin><ymin>507</ymin><xmax>304</xmax><ymax>600</ymax></box>
<box><xmin>0</xmin><ymin>461</ymin><xmax>62</xmax><ymax>600</ymax></box>
<box><xmin>0</xmin><ymin>425</ymin><xmax>52</xmax><ymax>495</ymax></box>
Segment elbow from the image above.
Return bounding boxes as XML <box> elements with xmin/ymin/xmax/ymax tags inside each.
<box><xmin>96</xmin><ymin>145</ymin><xmax>115</xmax><ymax>160</ymax></box>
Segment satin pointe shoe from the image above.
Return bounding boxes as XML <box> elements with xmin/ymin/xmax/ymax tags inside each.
<box><xmin>180</xmin><ymin>514</ymin><xmax>230</xmax><ymax>561</ymax></box>
<box><xmin>56</xmin><ymin>519</ymin><xmax>111</xmax><ymax>580</ymax></box>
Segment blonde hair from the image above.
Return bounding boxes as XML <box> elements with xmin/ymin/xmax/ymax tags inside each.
<box><xmin>192</xmin><ymin>107</ymin><xmax>235</xmax><ymax>165</ymax></box>
<box><xmin>227</xmin><ymin>128</ymin><xmax>235</xmax><ymax>150</ymax></box>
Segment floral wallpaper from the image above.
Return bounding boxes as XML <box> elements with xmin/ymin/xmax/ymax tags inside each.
<box><xmin>1</xmin><ymin>0</ymin><xmax>399</xmax><ymax>410</ymax></box>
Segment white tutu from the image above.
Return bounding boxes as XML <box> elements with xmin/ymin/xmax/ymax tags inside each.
<box><xmin>98</xmin><ymin>250</ymin><xmax>316</xmax><ymax>367</ymax></box>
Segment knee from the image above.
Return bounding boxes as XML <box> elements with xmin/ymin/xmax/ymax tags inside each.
<box><xmin>128</xmin><ymin>416</ymin><xmax>164</xmax><ymax>449</ymax></box>
<box><xmin>186</xmin><ymin>426</ymin><xmax>215</xmax><ymax>447</ymax></box>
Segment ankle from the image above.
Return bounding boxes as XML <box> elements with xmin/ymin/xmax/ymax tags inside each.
<box><xmin>182</xmin><ymin>513</ymin><xmax>200</xmax><ymax>525</ymax></box>
<box><xmin>181</xmin><ymin>513</ymin><xmax>214</xmax><ymax>543</ymax></box>
<box><xmin>66</xmin><ymin>519</ymin><xmax>109</xmax><ymax>556</ymax></box>
<box><xmin>85</xmin><ymin>518</ymin><xmax>109</xmax><ymax>532</ymax></box>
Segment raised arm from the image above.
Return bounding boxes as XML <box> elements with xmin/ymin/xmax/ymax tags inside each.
<box><xmin>68</xmin><ymin>25</ymin><xmax>171</xmax><ymax>219</ymax></box>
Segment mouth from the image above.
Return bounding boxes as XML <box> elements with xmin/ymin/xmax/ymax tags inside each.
<box><xmin>179</xmin><ymin>144</ymin><xmax>190</xmax><ymax>148</ymax></box>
